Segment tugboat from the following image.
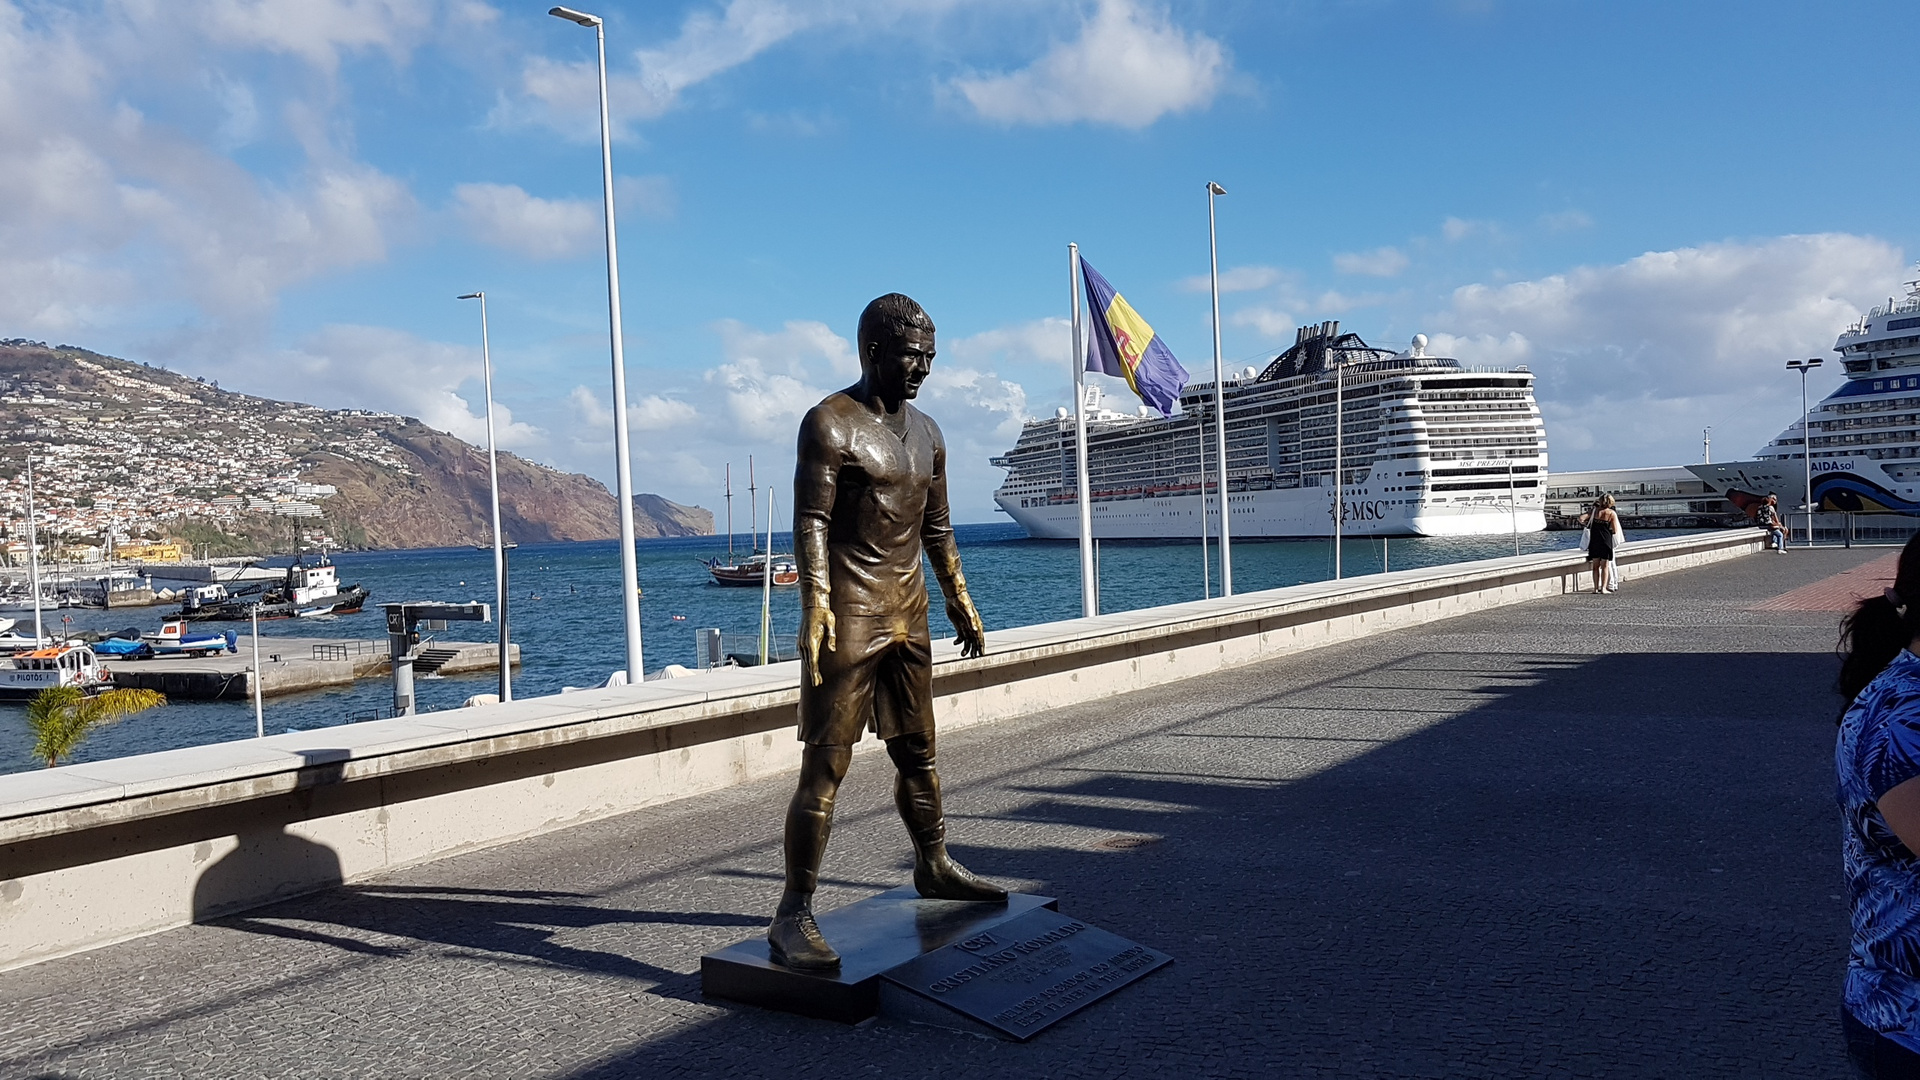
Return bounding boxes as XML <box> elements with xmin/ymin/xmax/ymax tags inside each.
<box><xmin>1</xmin><ymin>643</ymin><xmax>110</xmax><ymax>701</ymax></box>
<box><xmin>178</xmin><ymin>554</ymin><xmax>369</xmax><ymax>621</ymax></box>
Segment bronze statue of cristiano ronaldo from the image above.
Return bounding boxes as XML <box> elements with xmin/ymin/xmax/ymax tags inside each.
<box><xmin>767</xmin><ymin>293</ymin><xmax>1005</xmax><ymax>972</ymax></box>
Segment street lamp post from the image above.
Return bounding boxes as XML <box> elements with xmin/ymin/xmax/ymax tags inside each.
<box><xmin>550</xmin><ymin>5</ymin><xmax>644</xmax><ymax>680</ymax></box>
<box><xmin>1787</xmin><ymin>357</ymin><xmax>1823</xmax><ymax>547</ymax></box>
<box><xmin>251</xmin><ymin>603</ymin><xmax>264</xmax><ymax>738</ymax></box>
<box><xmin>1205</xmin><ymin>181</ymin><xmax>1233</xmax><ymax>595</ymax></box>
<box><xmin>458</xmin><ymin>291</ymin><xmax>512</xmax><ymax>701</ymax></box>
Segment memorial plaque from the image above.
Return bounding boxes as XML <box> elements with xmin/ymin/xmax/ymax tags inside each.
<box><xmin>702</xmin><ymin>888</ymin><xmax>1056</xmax><ymax>1023</ymax></box>
<box><xmin>879</xmin><ymin>907</ymin><xmax>1171</xmax><ymax>1040</ymax></box>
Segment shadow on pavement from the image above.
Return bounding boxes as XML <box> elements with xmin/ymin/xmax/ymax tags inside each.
<box><xmin>555</xmin><ymin>649</ymin><xmax>1850</xmax><ymax>1077</ymax></box>
<box><xmin>215</xmin><ymin>884</ymin><xmax>767</xmax><ymax>985</ymax></box>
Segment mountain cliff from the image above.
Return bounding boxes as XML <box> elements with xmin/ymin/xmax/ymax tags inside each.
<box><xmin>0</xmin><ymin>340</ymin><xmax>712</xmax><ymax>551</ymax></box>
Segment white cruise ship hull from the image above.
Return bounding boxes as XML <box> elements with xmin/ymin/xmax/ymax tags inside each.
<box><xmin>997</xmin><ymin>485</ymin><xmax>1545</xmax><ymax>540</ymax></box>
<box><xmin>1688</xmin><ymin>457</ymin><xmax>1920</xmax><ymax>516</ymax></box>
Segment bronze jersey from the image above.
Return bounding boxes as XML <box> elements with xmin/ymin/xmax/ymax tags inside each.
<box><xmin>793</xmin><ymin>392</ymin><xmax>956</xmax><ymax>621</ymax></box>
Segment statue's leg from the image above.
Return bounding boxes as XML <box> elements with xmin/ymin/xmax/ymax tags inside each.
<box><xmin>887</xmin><ymin>732</ymin><xmax>1007</xmax><ymax>903</ymax></box>
<box><xmin>768</xmin><ymin>743</ymin><xmax>852</xmax><ymax>970</ymax></box>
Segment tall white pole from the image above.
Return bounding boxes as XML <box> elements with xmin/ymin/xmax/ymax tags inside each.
<box><xmin>760</xmin><ymin>487</ymin><xmax>773</xmax><ymax>665</ymax></box>
<box><xmin>251</xmin><ymin>604</ymin><xmax>264</xmax><ymax>738</ymax></box>
<box><xmin>463</xmin><ymin>292</ymin><xmax>512</xmax><ymax>702</ymax></box>
<box><xmin>25</xmin><ymin>454</ymin><xmax>42</xmax><ymax>643</ymax></box>
<box><xmin>1802</xmin><ymin>366</ymin><xmax>1813</xmax><ymax>548</ymax></box>
<box><xmin>1070</xmin><ymin>243</ymin><xmax>1096</xmax><ymax>617</ymax></box>
<box><xmin>1333</xmin><ymin>360</ymin><xmax>1343</xmax><ymax>581</ymax></box>
<box><xmin>1198</xmin><ymin>416</ymin><xmax>1210</xmax><ymax>599</ymax></box>
<box><xmin>1509</xmin><ymin>459</ymin><xmax>1519</xmax><ymax>556</ymax></box>
<box><xmin>1206</xmin><ymin>182</ymin><xmax>1233</xmax><ymax>595</ymax></box>
<box><xmin>578</xmin><ymin>12</ymin><xmax>644</xmax><ymax>680</ymax></box>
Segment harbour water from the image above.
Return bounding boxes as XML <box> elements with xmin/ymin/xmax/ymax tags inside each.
<box><xmin>0</xmin><ymin>522</ymin><xmax>1667</xmax><ymax>774</ymax></box>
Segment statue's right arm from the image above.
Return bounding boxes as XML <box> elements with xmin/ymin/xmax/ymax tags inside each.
<box><xmin>795</xmin><ymin>406</ymin><xmax>842</xmax><ymax>685</ymax></box>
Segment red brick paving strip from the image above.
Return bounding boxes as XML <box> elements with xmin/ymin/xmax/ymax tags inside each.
<box><xmin>1749</xmin><ymin>551</ymin><xmax>1900</xmax><ymax>611</ymax></box>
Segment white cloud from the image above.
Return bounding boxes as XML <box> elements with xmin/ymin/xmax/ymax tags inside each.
<box><xmin>193</xmin><ymin>0</ymin><xmax>445</xmax><ymax>74</ymax></box>
<box><xmin>1421</xmin><ymin>331</ymin><xmax>1533</xmax><ymax>367</ymax></box>
<box><xmin>512</xmin><ymin>0</ymin><xmax>814</xmax><ymax>137</ymax></box>
<box><xmin>718</xmin><ymin>318</ymin><xmax>861</xmax><ymax>378</ymax></box>
<box><xmin>1333</xmin><ymin>246</ymin><xmax>1409</xmax><ymax>277</ymax></box>
<box><xmin>1177</xmin><ymin>265</ymin><xmax>1281</xmax><ymax>294</ymax></box>
<box><xmin>946</xmin><ymin>317</ymin><xmax>1069</xmax><ymax>371</ymax></box>
<box><xmin>276</xmin><ymin>324</ymin><xmax>546</xmax><ymax>450</ymax></box>
<box><xmin>617</xmin><ymin>174</ymin><xmax>677</xmax><ymax>221</ymax></box>
<box><xmin>1442</xmin><ymin>216</ymin><xmax>1482</xmax><ymax>242</ymax></box>
<box><xmin>555</xmin><ymin>312</ymin><xmax>1058</xmax><ymax>519</ymax></box>
<box><xmin>1539</xmin><ymin>209</ymin><xmax>1594</xmax><ymax>233</ymax></box>
<box><xmin>568</xmin><ymin>385</ymin><xmax>699</xmax><ymax>433</ymax></box>
<box><xmin>1231</xmin><ymin>305</ymin><xmax>1296</xmax><ymax>338</ymax></box>
<box><xmin>1435</xmin><ymin>233</ymin><xmax>1907</xmax><ymax>468</ymax></box>
<box><xmin>452</xmin><ymin>182</ymin><xmax>600</xmax><ymax>260</ymax></box>
<box><xmin>0</xmin><ymin>2</ymin><xmax>420</xmax><ymax>362</ymax></box>
<box><xmin>953</xmin><ymin>0</ymin><xmax>1229</xmax><ymax>128</ymax></box>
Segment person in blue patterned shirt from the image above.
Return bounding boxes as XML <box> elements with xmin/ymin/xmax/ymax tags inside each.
<box><xmin>1838</xmin><ymin>532</ymin><xmax>1920</xmax><ymax>1077</ymax></box>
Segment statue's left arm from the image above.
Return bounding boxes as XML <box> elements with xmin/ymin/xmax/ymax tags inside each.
<box><xmin>922</xmin><ymin>418</ymin><xmax>985</xmax><ymax>658</ymax></box>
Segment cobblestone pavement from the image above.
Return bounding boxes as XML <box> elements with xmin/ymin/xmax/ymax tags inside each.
<box><xmin>0</xmin><ymin>547</ymin><xmax>1876</xmax><ymax>1078</ymax></box>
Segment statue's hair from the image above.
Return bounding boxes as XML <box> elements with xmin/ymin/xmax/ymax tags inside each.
<box><xmin>857</xmin><ymin>293</ymin><xmax>935</xmax><ymax>360</ymax></box>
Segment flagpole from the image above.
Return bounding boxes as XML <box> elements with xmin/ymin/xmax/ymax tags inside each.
<box><xmin>1334</xmin><ymin>356</ymin><xmax>1344</xmax><ymax>581</ymax></box>
<box><xmin>1198</xmin><ymin>415</ymin><xmax>1210</xmax><ymax>600</ymax></box>
<box><xmin>1206</xmin><ymin>182</ymin><xmax>1233</xmax><ymax>595</ymax></box>
<box><xmin>1070</xmin><ymin>242</ymin><xmax>1097</xmax><ymax>618</ymax></box>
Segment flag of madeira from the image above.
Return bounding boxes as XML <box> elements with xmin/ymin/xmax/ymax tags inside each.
<box><xmin>1081</xmin><ymin>258</ymin><xmax>1190</xmax><ymax>417</ymax></box>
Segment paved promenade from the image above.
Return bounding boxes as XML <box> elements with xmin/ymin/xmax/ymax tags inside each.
<box><xmin>0</xmin><ymin>547</ymin><xmax>1878</xmax><ymax>1078</ymax></box>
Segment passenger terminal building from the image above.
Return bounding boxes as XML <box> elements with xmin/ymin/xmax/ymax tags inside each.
<box><xmin>1542</xmin><ymin>467</ymin><xmax>1739</xmax><ymax>530</ymax></box>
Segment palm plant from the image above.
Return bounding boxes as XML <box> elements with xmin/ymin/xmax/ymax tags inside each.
<box><xmin>26</xmin><ymin>686</ymin><xmax>166</xmax><ymax>768</ymax></box>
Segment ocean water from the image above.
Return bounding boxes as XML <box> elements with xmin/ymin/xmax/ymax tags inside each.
<box><xmin>0</xmin><ymin>522</ymin><xmax>1665</xmax><ymax>774</ymax></box>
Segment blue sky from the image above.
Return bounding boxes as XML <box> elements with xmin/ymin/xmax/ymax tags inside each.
<box><xmin>4</xmin><ymin>0</ymin><xmax>1915</xmax><ymax>521</ymax></box>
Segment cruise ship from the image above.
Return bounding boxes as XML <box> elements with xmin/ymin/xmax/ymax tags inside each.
<box><xmin>1689</xmin><ymin>272</ymin><xmax>1920</xmax><ymax>514</ymax></box>
<box><xmin>991</xmin><ymin>322</ymin><xmax>1550</xmax><ymax>539</ymax></box>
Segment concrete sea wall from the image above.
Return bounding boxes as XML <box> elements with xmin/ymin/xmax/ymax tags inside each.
<box><xmin>0</xmin><ymin>530</ymin><xmax>1764</xmax><ymax>971</ymax></box>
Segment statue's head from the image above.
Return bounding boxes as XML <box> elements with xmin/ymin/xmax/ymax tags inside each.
<box><xmin>857</xmin><ymin>293</ymin><xmax>936</xmax><ymax>401</ymax></box>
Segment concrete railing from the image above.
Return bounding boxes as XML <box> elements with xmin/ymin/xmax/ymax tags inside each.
<box><xmin>0</xmin><ymin>529</ymin><xmax>1765</xmax><ymax>971</ymax></box>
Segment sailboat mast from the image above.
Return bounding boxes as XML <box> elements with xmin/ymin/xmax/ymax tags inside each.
<box><xmin>748</xmin><ymin>455</ymin><xmax>758</xmax><ymax>557</ymax></box>
<box><xmin>725</xmin><ymin>463</ymin><xmax>734</xmax><ymax>559</ymax></box>
<box><xmin>26</xmin><ymin>454</ymin><xmax>41</xmax><ymax>643</ymax></box>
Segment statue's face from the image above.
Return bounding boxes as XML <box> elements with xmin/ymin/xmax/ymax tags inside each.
<box><xmin>867</xmin><ymin>327</ymin><xmax>934</xmax><ymax>401</ymax></box>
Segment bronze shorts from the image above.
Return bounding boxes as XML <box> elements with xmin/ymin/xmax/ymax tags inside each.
<box><xmin>797</xmin><ymin>614</ymin><xmax>933</xmax><ymax>746</ymax></box>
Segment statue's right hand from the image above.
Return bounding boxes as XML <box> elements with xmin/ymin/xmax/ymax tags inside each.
<box><xmin>800</xmin><ymin>607</ymin><xmax>837</xmax><ymax>687</ymax></box>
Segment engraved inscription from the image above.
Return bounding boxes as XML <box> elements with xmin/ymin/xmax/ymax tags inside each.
<box><xmin>881</xmin><ymin>907</ymin><xmax>1172</xmax><ymax>1039</ymax></box>
<box><xmin>928</xmin><ymin>921</ymin><xmax>1088</xmax><ymax>994</ymax></box>
<box><xmin>989</xmin><ymin>946</ymin><xmax>1157</xmax><ymax>1031</ymax></box>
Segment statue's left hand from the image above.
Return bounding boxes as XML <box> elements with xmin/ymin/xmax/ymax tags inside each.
<box><xmin>946</xmin><ymin>589</ymin><xmax>985</xmax><ymax>659</ymax></box>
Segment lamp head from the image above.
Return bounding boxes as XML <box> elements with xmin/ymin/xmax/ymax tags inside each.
<box><xmin>1207</xmin><ymin>181</ymin><xmax>1227</xmax><ymax>196</ymax></box>
<box><xmin>457</xmin><ymin>293</ymin><xmax>482</xmax><ymax>300</ymax></box>
<box><xmin>548</xmin><ymin>6</ymin><xmax>601</xmax><ymax>26</ymax></box>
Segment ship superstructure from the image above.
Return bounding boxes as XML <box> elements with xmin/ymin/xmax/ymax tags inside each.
<box><xmin>1690</xmin><ymin>270</ymin><xmax>1920</xmax><ymax>514</ymax></box>
<box><xmin>992</xmin><ymin>323</ymin><xmax>1550</xmax><ymax>539</ymax></box>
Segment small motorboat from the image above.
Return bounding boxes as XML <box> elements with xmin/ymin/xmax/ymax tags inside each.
<box><xmin>148</xmin><ymin>619</ymin><xmax>237</xmax><ymax>658</ymax></box>
<box><xmin>1</xmin><ymin>643</ymin><xmax>110</xmax><ymax>701</ymax></box>
<box><xmin>0</xmin><ymin>631</ymin><xmax>53</xmax><ymax>656</ymax></box>
<box><xmin>92</xmin><ymin>633</ymin><xmax>156</xmax><ymax>661</ymax></box>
